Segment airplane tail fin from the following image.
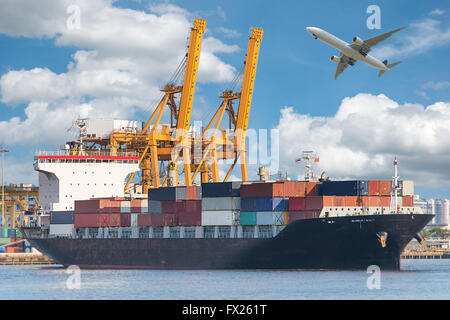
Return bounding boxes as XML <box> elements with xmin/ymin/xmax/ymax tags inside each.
<box><xmin>378</xmin><ymin>61</ymin><xmax>401</xmax><ymax>77</ymax></box>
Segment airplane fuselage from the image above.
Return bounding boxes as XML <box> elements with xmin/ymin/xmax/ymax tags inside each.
<box><xmin>307</xmin><ymin>27</ymin><xmax>388</xmax><ymax>71</ymax></box>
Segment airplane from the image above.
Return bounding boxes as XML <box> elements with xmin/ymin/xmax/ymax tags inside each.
<box><xmin>306</xmin><ymin>26</ymin><xmax>404</xmax><ymax>79</ymax></box>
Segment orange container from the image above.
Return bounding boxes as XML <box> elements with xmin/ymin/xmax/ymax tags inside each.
<box><xmin>344</xmin><ymin>196</ymin><xmax>358</xmax><ymax>207</ymax></box>
<box><xmin>403</xmin><ymin>196</ymin><xmax>414</xmax><ymax>206</ymax></box>
<box><xmin>379</xmin><ymin>196</ymin><xmax>391</xmax><ymax>207</ymax></box>
<box><xmin>305</xmin><ymin>182</ymin><xmax>319</xmax><ymax>196</ymax></box>
<box><xmin>379</xmin><ymin>181</ymin><xmax>391</xmax><ymax>196</ymax></box>
<box><xmin>368</xmin><ymin>181</ymin><xmax>380</xmax><ymax>196</ymax></box>
<box><xmin>358</xmin><ymin>196</ymin><xmax>369</xmax><ymax>207</ymax></box>
<box><xmin>368</xmin><ymin>196</ymin><xmax>381</xmax><ymax>207</ymax></box>
<box><xmin>322</xmin><ymin>196</ymin><xmax>336</xmax><ymax>207</ymax></box>
<box><xmin>335</xmin><ymin>197</ymin><xmax>346</xmax><ymax>206</ymax></box>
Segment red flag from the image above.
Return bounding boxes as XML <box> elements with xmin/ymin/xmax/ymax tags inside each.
<box><xmin>314</xmin><ymin>157</ymin><xmax>319</xmax><ymax>162</ymax></box>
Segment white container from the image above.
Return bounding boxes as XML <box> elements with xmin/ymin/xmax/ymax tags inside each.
<box><xmin>401</xmin><ymin>180</ymin><xmax>414</xmax><ymax>196</ymax></box>
<box><xmin>49</xmin><ymin>224</ymin><xmax>73</xmax><ymax>236</ymax></box>
<box><xmin>201</xmin><ymin>197</ymin><xmax>241</xmax><ymax>211</ymax></box>
<box><xmin>256</xmin><ymin>212</ymin><xmax>273</xmax><ymax>225</ymax></box>
<box><xmin>201</xmin><ymin>211</ymin><xmax>236</xmax><ymax>226</ymax></box>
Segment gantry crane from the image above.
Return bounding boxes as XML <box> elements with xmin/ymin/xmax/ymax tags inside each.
<box><xmin>81</xmin><ymin>18</ymin><xmax>206</xmax><ymax>193</ymax></box>
<box><xmin>190</xmin><ymin>28</ymin><xmax>263</xmax><ymax>183</ymax></box>
<box><xmin>0</xmin><ymin>185</ymin><xmax>38</xmax><ymax>229</ymax></box>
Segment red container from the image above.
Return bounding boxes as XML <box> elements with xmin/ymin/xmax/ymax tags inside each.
<box><xmin>119</xmin><ymin>213</ymin><xmax>130</xmax><ymax>227</ymax></box>
<box><xmin>185</xmin><ymin>200</ymin><xmax>201</xmax><ymax>213</ymax></box>
<box><xmin>241</xmin><ymin>182</ymin><xmax>284</xmax><ymax>198</ymax></box>
<box><xmin>289</xmin><ymin>197</ymin><xmax>306</xmax><ymax>211</ymax></box>
<box><xmin>150</xmin><ymin>213</ymin><xmax>178</xmax><ymax>226</ymax></box>
<box><xmin>403</xmin><ymin>196</ymin><xmax>414</xmax><ymax>207</ymax></box>
<box><xmin>289</xmin><ymin>210</ymin><xmax>320</xmax><ymax>222</ymax></box>
<box><xmin>161</xmin><ymin>201</ymin><xmax>178</xmax><ymax>213</ymax></box>
<box><xmin>74</xmin><ymin>213</ymin><xmax>99</xmax><ymax>227</ymax></box>
<box><xmin>164</xmin><ymin>213</ymin><xmax>178</xmax><ymax>226</ymax></box>
<box><xmin>104</xmin><ymin>200</ymin><xmax>121</xmax><ymax>213</ymax></box>
<box><xmin>305</xmin><ymin>196</ymin><xmax>323</xmax><ymax>210</ymax></box>
<box><xmin>379</xmin><ymin>196</ymin><xmax>391</xmax><ymax>207</ymax></box>
<box><xmin>368</xmin><ymin>181</ymin><xmax>380</xmax><ymax>196</ymax></box>
<box><xmin>130</xmin><ymin>199</ymin><xmax>142</xmax><ymax>213</ymax></box>
<box><xmin>150</xmin><ymin>213</ymin><xmax>165</xmax><ymax>226</ymax></box>
<box><xmin>178</xmin><ymin>210</ymin><xmax>202</xmax><ymax>226</ymax></box>
<box><xmin>185</xmin><ymin>186</ymin><xmax>198</xmax><ymax>200</ymax></box>
<box><xmin>305</xmin><ymin>182</ymin><xmax>318</xmax><ymax>196</ymax></box>
<box><xmin>137</xmin><ymin>214</ymin><xmax>151</xmax><ymax>227</ymax></box>
<box><xmin>98</xmin><ymin>213</ymin><xmax>110</xmax><ymax>227</ymax></box>
<box><xmin>176</xmin><ymin>201</ymin><xmax>186</xmax><ymax>212</ymax></box>
<box><xmin>368</xmin><ymin>196</ymin><xmax>380</xmax><ymax>207</ymax></box>
<box><xmin>379</xmin><ymin>181</ymin><xmax>391</xmax><ymax>196</ymax></box>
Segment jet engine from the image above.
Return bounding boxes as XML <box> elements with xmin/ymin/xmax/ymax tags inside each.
<box><xmin>330</xmin><ymin>55</ymin><xmax>340</xmax><ymax>63</ymax></box>
<box><xmin>352</xmin><ymin>36</ymin><xmax>364</xmax><ymax>46</ymax></box>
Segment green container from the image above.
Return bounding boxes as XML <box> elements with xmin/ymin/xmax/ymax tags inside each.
<box><xmin>240</xmin><ymin>212</ymin><xmax>257</xmax><ymax>225</ymax></box>
<box><xmin>15</xmin><ymin>227</ymin><xmax>23</xmax><ymax>238</ymax></box>
<box><xmin>1</xmin><ymin>228</ymin><xmax>7</xmax><ymax>238</ymax></box>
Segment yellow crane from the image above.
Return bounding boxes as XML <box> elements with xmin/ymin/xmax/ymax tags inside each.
<box><xmin>190</xmin><ymin>28</ymin><xmax>263</xmax><ymax>183</ymax></box>
<box><xmin>82</xmin><ymin>18</ymin><xmax>206</xmax><ymax>193</ymax></box>
<box><xmin>0</xmin><ymin>185</ymin><xmax>38</xmax><ymax>229</ymax></box>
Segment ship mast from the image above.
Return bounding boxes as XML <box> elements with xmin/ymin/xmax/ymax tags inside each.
<box><xmin>300</xmin><ymin>151</ymin><xmax>319</xmax><ymax>182</ymax></box>
<box><xmin>391</xmin><ymin>157</ymin><xmax>400</xmax><ymax>213</ymax></box>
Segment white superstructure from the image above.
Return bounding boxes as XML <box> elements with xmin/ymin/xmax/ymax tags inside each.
<box><xmin>34</xmin><ymin>150</ymin><xmax>140</xmax><ymax>212</ymax></box>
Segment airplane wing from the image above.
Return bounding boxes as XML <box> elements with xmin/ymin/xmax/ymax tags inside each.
<box><xmin>334</xmin><ymin>53</ymin><xmax>350</xmax><ymax>80</ymax></box>
<box><xmin>349</xmin><ymin>27</ymin><xmax>405</xmax><ymax>55</ymax></box>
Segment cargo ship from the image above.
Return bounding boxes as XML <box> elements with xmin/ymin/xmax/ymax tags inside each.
<box><xmin>20</xmin><ymin>145</ymin><xmax>433</xmax><ymax>270</ymax></box>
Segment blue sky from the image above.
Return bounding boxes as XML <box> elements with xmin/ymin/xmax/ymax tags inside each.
<box><xmin>0</xmin><ymin>0</ymin><xmax>449</xmax><ymax>199</ymax></box>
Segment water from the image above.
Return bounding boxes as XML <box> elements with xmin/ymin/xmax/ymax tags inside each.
<box><xmin>1</xmin><ymin>259</ymin><xmax>449</xmax><ymax>300</ymax></box>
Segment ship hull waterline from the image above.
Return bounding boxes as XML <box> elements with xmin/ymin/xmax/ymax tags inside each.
<box><xmin>23</xmin><ymin>214</ymin><xmax>433</xmax><ymax>270</ymax></box>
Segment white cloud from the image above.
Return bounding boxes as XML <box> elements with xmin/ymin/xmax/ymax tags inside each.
<box><xmin>275</xmin><ymin>93</ymin><xmax>450</xmax><ymax>188</ymax></box>
<box><xmin>421</xmin><ymin>81</ymin><xmax>450</xmax><ymax>90</ymax></box>
<box><xmin>216</xmin><ymin>27</ymin><xmax>241</xmax><ymax>39</ymax></box>
<box><xmin>429</xmin><ymin>8</ymin><xmax>445</xmax><ymax>16</ymax></box>
<box><xmin>371</xmin><ymin>19</ymin><xmax>450</xmax><ymax>60</ymax></box>
<box><xmin>0</xmin><ymin>0</ymin><xmax>239</xmax><ymax>147</ymax></box>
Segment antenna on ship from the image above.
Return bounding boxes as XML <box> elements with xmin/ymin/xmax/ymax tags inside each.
<box><xmin>296</xmin><ymin>151</ymin><xmax>319</xmax><ymax>182</ymax></box>
<box><xmin>73</xmin><ymin>118</ymin><xmax>87</xmax><ymax>156</ymax></box>
<box><xmin>390</xmin><ymin>157</ymin><xmax>400</xmax><ymax>213</ymax></box>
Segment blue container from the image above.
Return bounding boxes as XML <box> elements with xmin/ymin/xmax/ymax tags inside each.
<box><xmin>256</xmin><ymin>198</ymin><xmax>272</xmax><ymax>211</ymax></box>
<box><xmin>317</xmin><ymin>183</ymin><xmax>323</xmax><ymax>196</ymax></box>
<box><xmin>148</xmin><ymin>200</ymin><xmax>162</xmax><ymax>213</ymax></box>
<box><xmin>7</xmin><ymin>229</ymin><xmax>16</xmax><ymax>238</ymax></box>
<box><xmin>322</xmin><ymin>180</ymin><xmax>369</xmax><ymax>196</ymax></box>
<box><xmin>241</xmin><ymin>198</ymin><xmax>258</xmax><ymax>211</ymax></box>
<box><xmin>148</xmin><ymin>187</ymin><xmax>177</xmax><ymax>201</ymax></box>
<box><xmin>201</xmin><ymin>182</ymin><xmax>242</xmax><ymax>197</ymax></box>
<box><xmin>50</xmin><ymin>211</ymin><xmax>74</xmax><ymax>224</ymax></box>
<box><xmin>255</xmin><ymin>197</ymin><xmax>288</xmax><ymax>211</ymax></box>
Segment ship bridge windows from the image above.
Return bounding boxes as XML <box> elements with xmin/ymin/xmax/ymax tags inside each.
<box><xmin>169</xmin><ymin>227</ymin><xmax>181</xmax><ymax>238</ymax></box>
<box><xmin>139</xmin><ymin>227</ymin><xmax>150</xmax><ymax>239</ymax></box>
<box><xmin>121</xmin><ymin>228</ymin><xmax>132</xmax><ymax>239</ymax></box>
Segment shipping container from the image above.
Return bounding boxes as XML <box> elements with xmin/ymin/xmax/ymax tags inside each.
<box><xmin>283</xmin><ymin>181</ymin><xmax>306</xmax><ymax>197</ymax></box>
<box><xmin>379</xmin><ymin>181</ymin><xmax>391</xmax><ymax>196</ymax></box>
<box><xmin>240</xmin><ymin>182</ymin><xmax>284</xmax><ymax>198</ymax></box>
<box><xmin>288</xmin><ymin>197</ymin><xmax>306</xmax><ymax>211</ymax></box>
<box><xmin>403</xmin><ymin>196</ymin><xmax>414</xmax><ymax>207</ymax></box>
<box><xmin>322</xmin><ymin>196</ymin><xmax>336</xmax><ymax>207</ymax></box>
<box><xmin>368</xmin><ymin>181</ymin><xmax>380</xmax><ymax>196</ymax></box>
<box><xmin>148</xmin><ymin>200</ymin><xmax>162</xmax><ymax>213</ymax></box>
<box><xmin>368</xmin><ymin>196</ymin><xmax>380</xmax><ymax>207</ymax></box>
<box><xmin>7</xmin><ymin>229</ymin><xmax>16</xmax><ymax>238</ymax></box>
<box><xmin>50</xmin><ymin>211</ymin><xmax>74</xmax><ymax>224</ymax></box>
<box><xmin>322</xmin><ymin>180</ymin><xmax>369</xmax><ymax>196</ymax></box>
<box><xmin>379</xmin><ymin>196</ymin><xmax>391</xmax><ymax>207</ymax></box>
<box><xmin>345</xmin><ymin>196</ymin><xmax>358</xmax><ymax>207</ymax></box>
<box><xmin>201</xmin><ymin>182</ymin><xmax>242</xmax><ymax>198</ymax></box>
<box><xmin>201</xmin><ymin>197</ymin><xmax>241</xmax><ymax>211</ymax></box>
<box><xmin>74</xmin><ymin>214</ymin><xmax>99</xmax><ymax>228</ymax></box>
<box><xmin>74</xmin><ymin>199</ymin><xmax>115</xmax><ymax>214</ymax></box>
<box><xmin>161</xmin><ymin>201</ymin><xmax>178</xmax><ymax>214</ymax></box>
<box><xmin>185</xmin><ymin>186</ymin><xmax>199</xmax><ymax>200</ymax></box>
<box><xmin>401</xmin><ymin>180</ymin><xmax>414</xmax><ymax>196</ymax></box>
<box><xmin>272</xmin><ymin>212</ymin><xmax>285</xmax><ymax>226</ymax></box>
<box><xmin>49</xmin><ymin>224</ymin><xmax>73</xmax><ymax>236</ymax></box>
<box><xmin>254</xmin><ymin>197</ymin><xmax>288</xmax><ymax>211</ymax></box>
<box><xmin>334</xmin><ymin>196</ymin><xmax>346</xmax><ymax>206</ymax></box>
<box><xmin>131</xmin><ymin>214</ymin><xmax>138</xmax><ymax>227</ymax></box>
<box><xmin>184</xmin><ymin>200</ymin><xmax>201</xmax><ymax>214</ymax></box>
<box><xmin>305</xmin><ymin>196</ymin><xmax>323</xmax><ymax>210</ymax></box>
<box><xmin>241</xmin><ymin>197</ymin><xmax>258</xmax><ymax>211</ymax></box>
<box><xmin>305</xmin><ymin>182</ymin><xmax>319</xmax><ymax>196</ymax></box>
<box><xmin>256</xmin><ymin>212</ymin><xmax>273</xmax><ymax>225</ymax></box>
<box><xmin>148</xmin><ymin>187</ymin><xmax>180</xmax><ymax>201</ymax></box>
<box><xmin>150</xmin><ymin>213</ymin><xmax>178</xmax><ymax>226</ymax></box>
<box><xmin>98</xmin><ymin>213</ymin><xmax>110</xmax><ymax>227</ymax></box>
<box><xmin>119</xmin><ymin>213</ymin><xmax>130</xmax><ymax>227</ymax></box>
<box><xmin>178</xmin><ymin>210</ymin><xmax>202</xmax><ymax>226</ymax></box>
<box><xmin>240</xmin><ymin>212</ymin><xmax>257</xmax><ymax>225</ymax></box>
<box><xmin>289</xmin><ymin>210</ymin><xmax>320</xmax><ymax>222</ymax></box>
<box><xmin>137</xmin><ymin>214</ymin><xmax>152</xmax><ymax>227</ymax></box>
<box><xmin>201</xmin><ymin>211</ymin><xmax>236</xmax><ymax>226</ymax></box>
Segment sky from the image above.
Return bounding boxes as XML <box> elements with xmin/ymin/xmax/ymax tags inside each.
<box><xmin>0</xmin><ymin>0</ymin><xmax>449</xmax><ymax>199</ymax></box>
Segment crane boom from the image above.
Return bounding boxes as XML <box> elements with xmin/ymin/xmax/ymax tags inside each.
<box><xmin>176</xmin><ymin>18</ymin><xmax>206</xmax><ymax>186</ymax></box>
<box><xmin>235</xmin><ymin>28</ymin><xmax>263</xmax><ymax>181</ymax></box>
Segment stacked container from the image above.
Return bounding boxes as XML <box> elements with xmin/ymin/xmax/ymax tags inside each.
<box><xmin>201</xmin><ymin>182</ymin><xmax>241</xmax><ymax>226</ymax></box>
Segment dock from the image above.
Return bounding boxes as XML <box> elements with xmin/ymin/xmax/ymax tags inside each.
<box><xmin>0</xmin><ymin>253</ymin><xmax>55</xmax><ymax>265</ymax></box>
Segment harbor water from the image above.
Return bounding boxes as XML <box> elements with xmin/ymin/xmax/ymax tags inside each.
<box><xmin>1</xmin><ymin>259</ymin><xmax>449</xmax><ymax>300</ymax></box>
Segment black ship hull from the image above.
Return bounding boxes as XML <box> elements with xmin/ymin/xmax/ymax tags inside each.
<box><xmin>23</xmin><ymin>214</ymin><xmax>433</xmax><ymax>270</ymax></box>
